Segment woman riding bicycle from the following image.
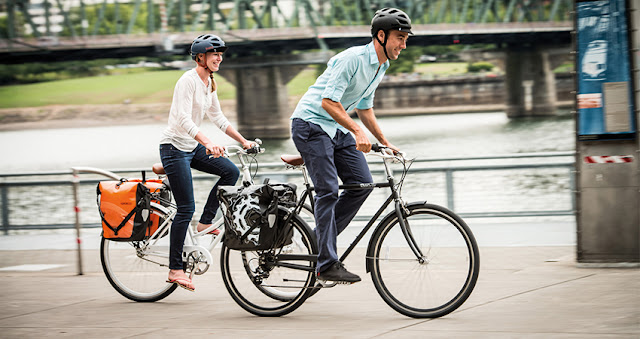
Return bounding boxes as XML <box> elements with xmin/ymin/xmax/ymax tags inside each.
<box><xmin>159</xmin><ymin>34</ymin><xmax>254</xmax><ymax>291</ymax></box>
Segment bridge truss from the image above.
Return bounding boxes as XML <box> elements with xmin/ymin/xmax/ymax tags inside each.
<box><xmin>3</xmin><ymin>0</ymin><xmax>572</xmax><ymax>39</ymax></box>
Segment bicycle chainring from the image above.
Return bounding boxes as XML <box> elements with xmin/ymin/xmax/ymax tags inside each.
<box><xmin>185</xmin><ymin>250</ymin><xmax>210</xmax><ymax>276</ymax></box>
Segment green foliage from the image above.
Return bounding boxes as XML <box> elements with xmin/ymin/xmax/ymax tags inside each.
<box><xmin>386</xmin><ymin>45</ymin><xmax>420</xmax><ymax>75</ymax></box>
<box><xmin>0</xmin><ymin>57</ymin><xmax>178</xmax><ymax>85</ymax></box>
<box><xmin>59</xmin><ymin>2</ymin><xmax>159</xmax><ymax>36</ymax></box>
<box><xmin>466</xmin><ymin>61</ymin><xmax>494</xmax><ymax>73</ymax></box>
<box><xmin>554</xmin><ymin>62</ymin><xmax>574</xmax><ymax>73</ymax></box>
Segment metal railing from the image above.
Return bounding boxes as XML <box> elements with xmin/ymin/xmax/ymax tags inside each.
<box><xmin>0</xmin><ymin>151</ymin><xmax>576</xmax><ymax>234</ymax></box>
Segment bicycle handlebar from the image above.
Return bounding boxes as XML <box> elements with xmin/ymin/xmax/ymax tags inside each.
<box><xmin>370</xmin><ymin>143</ymin><xmax>410</xmax><ymax>163</ymax></box>
<box><xmin>218</xmin><ymin>139</ymin><xmax>264</xmax><ymax>158</ymax></box>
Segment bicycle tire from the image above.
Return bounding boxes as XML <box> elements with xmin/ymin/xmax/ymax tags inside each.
<box><xmin>368</xmin><ymin>202</ymin><xmax>480</xmax><ymax>318</ymax></box>
<box><xmin>100</xmin><ymin>206</ymin><xmax>177</xmax><ymax>302</ymax></box>
<box><xmin>220</xmin><ymin>209</ymin><xmax>317</xmax><ymax>316</ymax></box>
<box><xmin>298</xmin><ymin>203</ymin><xmax>315</xmax><ymax>229</ymax></box>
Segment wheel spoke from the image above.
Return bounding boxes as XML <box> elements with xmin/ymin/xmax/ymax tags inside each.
<box><xmin>220</xmin><ymin>208</ymin><xmax>317</xmax><ymax>316</ymax></box>
<box><xmin>370</xmin><ymin>204</ymin><xmax>479</xmax><ymax>318</ymax></box>
<box><xmin>100</xmin><ymin>207</ymin><xmax>176</xmax><ymax>302</ymax></box>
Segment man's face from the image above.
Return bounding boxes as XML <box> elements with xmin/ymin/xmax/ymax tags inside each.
<box><xmin>384</xmin><ymin>30</ymin><xmax>409</xmax><ymax>60</ymax></box>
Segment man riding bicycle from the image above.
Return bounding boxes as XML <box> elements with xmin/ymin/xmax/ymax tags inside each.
<box><xmin>290</xmin><ymin>8</ymin><xmax>412</xmax><ymax>283</ymax></box>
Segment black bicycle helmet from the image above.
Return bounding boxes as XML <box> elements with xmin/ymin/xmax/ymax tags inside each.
<box><xmin>190</xmin><ymin>34</ymin><xmax>227</xmax><ymax>60</ymax></box>
<box><xmin>371</xmin><ymin>8</ymin><xmax>412</xmax><ymax>60</ymax></box>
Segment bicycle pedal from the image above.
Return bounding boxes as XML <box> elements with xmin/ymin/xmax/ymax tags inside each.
<box><xmin>316</xmin><ymin>279</ymin><xmax>336</xmax><ymax>288</ymax></box>
<box><xmin>316</xmin><ymin>279</ymin><xmax>355</xmax><ymax>287</ymax></box>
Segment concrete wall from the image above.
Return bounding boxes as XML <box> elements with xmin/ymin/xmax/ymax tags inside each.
<box><xmin>373</xmin><ymin>73</ymin><xmax>573</xmax><ymax>114</ymax></box>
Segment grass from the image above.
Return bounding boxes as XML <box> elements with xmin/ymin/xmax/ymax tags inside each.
<box><xmin>0</xmin><ymin>67</ymin><xmax>318</xmax><ymax>109</ymax></box>
<box><xmin>0</xmin><ymin>63</ymin><xmax>475</xmax><ymax>109</ymax></box>
<box><xmin>414</xmin><ymin>62</ymin><xmax>469</xmax><ymax>76</ymax></box>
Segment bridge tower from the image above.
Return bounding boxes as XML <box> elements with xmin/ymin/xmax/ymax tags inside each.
<box><xmin>504</xmin><ymin>45</ymin><xmax>559</xmax><ymax>117</ymax></box>
<box><xmin>218</xmin><ymin>51</ymin><xmax>333</xmax><ymax>139</ymax></box>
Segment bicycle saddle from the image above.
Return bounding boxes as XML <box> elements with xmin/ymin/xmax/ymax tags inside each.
<box><xmin>280</xmin><ymin>154</ymin><xmax>304</xmax><ymax>166</ymax></box>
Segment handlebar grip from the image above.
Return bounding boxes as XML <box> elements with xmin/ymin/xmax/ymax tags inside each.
<box><xmin>371</xmin><ymin>143</ymin><xmax>382</xmax><ymax>152</ymax></box>
<box><xmin>245</xmin><ymin>146</ymin><xmax>264</xmax><ymax>154</ymax></box>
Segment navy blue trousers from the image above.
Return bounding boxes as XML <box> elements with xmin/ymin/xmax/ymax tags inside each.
<box><xmin>291</xmin><ymin>119</ymin><xmax>373</xmax><ymax>273</ymax></box>
<box><xmin>159</xmin><ymin>143</ymin><xmax>240</xmax><ymax>270</ymax></box>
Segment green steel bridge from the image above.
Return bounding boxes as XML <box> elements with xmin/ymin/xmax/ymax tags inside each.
<box><xmin>0</xmin><ymin>0</ymin><xmax>575</xmax><ymax>137</ymax></box>
<box><xmin>0</xmin><ymin>0</ymin><xmax>573</xmax><ymax>61</ymax></box>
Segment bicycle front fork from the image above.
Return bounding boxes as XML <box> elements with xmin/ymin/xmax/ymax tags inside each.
<box><xmin>395</xmin><ymin>201</ymin><xmax>425</xmax><ymax>262</ymax></box>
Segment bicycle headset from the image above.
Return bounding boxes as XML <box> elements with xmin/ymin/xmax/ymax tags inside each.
<box><xmin>190</xmin><ymin>34</ymin><xmax>228</xmax><ymax>73</ymax></box>
<box><xmin>370</xmin><ymin>8</ymin><xmax>413</xmax><ymax>61</ymax></box>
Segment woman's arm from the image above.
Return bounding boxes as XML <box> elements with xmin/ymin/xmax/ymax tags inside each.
<box><xmin>224</xmin><ymin>126</ymin><xmax>253</xmax><ymax>149</ymax></box>
<box><xmin>207</xmin><ymin>89</ymin><xmax>253</xmax><ymax>149</ymax></box>
<box><xmin>194</xmin><ymin>131</ymin><xmax>225</xmax><ymax>158</ymax></box>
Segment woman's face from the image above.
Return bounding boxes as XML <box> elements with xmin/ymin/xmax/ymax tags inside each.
<box><xmin>205</xmin><ymin>52</ymin><xmax>223</xmax><ymax>72</ymax></box>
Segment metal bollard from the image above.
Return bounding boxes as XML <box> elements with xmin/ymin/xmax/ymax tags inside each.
<box><xmin>71</xmin><ymin>169</ymin><xmax>84</xmax><ymax>275</ymax></box>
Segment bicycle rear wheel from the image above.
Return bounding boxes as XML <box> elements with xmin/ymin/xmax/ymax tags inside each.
<box><xmin>369</xmin><ymin>203</ymin><xmax>480</xmax><ymax>318</ymax></box>
<box><xmin>100</xmin><ymin>207</ymin><xmax>176</xmax><ymax>302</ymax></box>
<box><xmin>220</xmin><ymin>210</ymin><xmax>317</xmax><ymax>316</ymax></box>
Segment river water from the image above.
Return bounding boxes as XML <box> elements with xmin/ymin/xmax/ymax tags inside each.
<box><xmin>0</xmin><ymin>111</ymin><xmax>576</xmax><ymax>239</ymax></box>
<box><xmin>0</xmin><ymin>111</ymin><xmax>574</xmax><ymax>173</ymax></box>
<box><xmin>0</xmin><ymin>111</ymin><xmax>578</xmax><ymax>249</ymax></box>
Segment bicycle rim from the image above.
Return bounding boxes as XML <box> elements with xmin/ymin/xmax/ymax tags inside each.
<box><xmin>370</xmin><ymin>204</ymin><xmax>480</xmax><ymax>318</ymax></box>
<box><xmin>220</xmin><ymin>213</ymin><xmax>316</xmax><ymax>316</ymax></box>
<box><xmin>100</xmin><ymin>207</ymin><xmax>176</xmax><ymax>302</ymax></box>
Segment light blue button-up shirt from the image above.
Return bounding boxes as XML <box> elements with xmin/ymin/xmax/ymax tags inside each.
<box><xmin>291</xmin><ymin>42</ymin><xmax>389</xmax><ymax>138</ymax></box>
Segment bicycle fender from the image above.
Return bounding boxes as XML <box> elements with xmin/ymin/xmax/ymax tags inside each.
<box><xmin>365</xmin><ymin>201</ymin><xmax>428</xmax><ymax>273</ymax></box>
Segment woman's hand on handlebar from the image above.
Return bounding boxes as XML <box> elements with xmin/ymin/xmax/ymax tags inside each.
<box><xmin>241</xmin><ymin>139</ymin><xmax>255</xmax><ymax>150</ymax></box>
<box><xmin>205</xmin><ymin>143</ymin><xmax>225</xmax><ymax>158</ymax></box>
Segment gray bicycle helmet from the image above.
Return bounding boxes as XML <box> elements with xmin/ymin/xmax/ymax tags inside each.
<box><xmin>371</xmin><ymin>8</ymin><xmax>413</xmax><ymax>36</ymax></box>
<box><xmin>371</xmin><ymin>8</ymin><xmax>412</xmax><ymax>60</ymax></box>
<box><xmin>190</xmin><ymin>34</ymin><xmax>227</xmax><ymax>60</ymax></box>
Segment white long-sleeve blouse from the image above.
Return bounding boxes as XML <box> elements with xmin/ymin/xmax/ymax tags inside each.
<box><xmin>160</xmin><ymin>69</ymin><xmax>231</xmax><ymax>151</ymax></box>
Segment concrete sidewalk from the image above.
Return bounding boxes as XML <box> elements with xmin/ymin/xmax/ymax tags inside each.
<box><xmin>0</xmin><ymin>244</ymin><xmax>638</xmax><ymax>338</ymax></box>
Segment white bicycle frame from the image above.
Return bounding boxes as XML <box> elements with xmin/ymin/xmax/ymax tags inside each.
<box><xmin>139</xmin><ymin>144</ymin><xmax>260</xmax><ymax>272</ymax></box>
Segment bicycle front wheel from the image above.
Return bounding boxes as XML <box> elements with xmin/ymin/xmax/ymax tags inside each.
<box><xmin>100</xmin><ymin>208</ymin><xmax>176</xmax><ymax>302</ymax></box>
<box><xmin>220</xmin><ymin>210</ymin><xmax>317</xmax><ymax>316</ymax></box>
<box><xmin>369</xmin><ymin>203</ymin><xmax>480</xmax><ymax>318</ymax></box>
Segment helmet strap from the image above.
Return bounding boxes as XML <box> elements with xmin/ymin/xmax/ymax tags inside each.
<box><xmin>196</xmin><ymin>53</ymin><xmax>213</xmax><ymax>74</ymax></box>
<box><xmin>375</xmin><ymin>30</ymin><xmax>391</xmax><ymax>62</ymax></box>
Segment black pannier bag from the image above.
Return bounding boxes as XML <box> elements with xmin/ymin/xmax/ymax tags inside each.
<box><xmin>218</xmin><ymin>183</ymin><xmax>297</xmax><ymax>251</ymax></box>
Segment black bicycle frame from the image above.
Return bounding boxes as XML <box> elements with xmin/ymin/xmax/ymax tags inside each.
<box><xmin>274</xmin><ymin>174</ymin><xmax>425</xmax><ymax>272</ymax></box>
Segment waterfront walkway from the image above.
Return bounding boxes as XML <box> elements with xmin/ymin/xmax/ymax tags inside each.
<box><xmin>0</xmin><ymin>227</ymin><xmax>638</xmax><ymax>338</ymax></box>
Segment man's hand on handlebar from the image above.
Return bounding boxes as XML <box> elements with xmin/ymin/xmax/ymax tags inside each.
<box><xmin>371</xmin><ymin>143</ymin><xmax>403</xmax><ymax>156</ymax></box>
<box><xmin>354</xmin><ymin>131</ymin><xmax>372</xmax><ymax>153</ymax></box>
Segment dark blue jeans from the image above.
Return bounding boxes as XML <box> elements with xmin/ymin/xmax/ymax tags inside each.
<box><xmin>159</xmin><ymin>143</ymin><xmax>239</xmax><ymax>270</ymax></box>
<box><xmin>291</xmin><ymin>118</ymin><xmax>373</xmax><ymax>273</ymax></box>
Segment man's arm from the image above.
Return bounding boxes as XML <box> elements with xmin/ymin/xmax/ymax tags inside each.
<box><xmin>322</xmin><ymin>98</ymin><xmax>372</xmax><ymax>153</ymax></box>
<box><xmin>355</xmin><ymin>107</ymin><xmax>398</xmax><ymax>151</ymax></box>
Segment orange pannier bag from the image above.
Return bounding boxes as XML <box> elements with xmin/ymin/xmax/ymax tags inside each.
<box><xmin>97</xmin><ymin>179</ymin><xmax>166</xmax><ymax>241</ymax></box>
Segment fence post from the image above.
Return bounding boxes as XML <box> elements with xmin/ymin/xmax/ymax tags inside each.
<box><xmin>71</xmin><ymin>169</ymin><xmax>84</xmax><ymax>275</ymax></box>
<box><xmin>445</xmin><ymin>169</ymin><xmax>455</xmax><ymax>211</ymax></box>
<box><xmin>1</xmin><ymin>185</ymin><xmax>9</xmax><ymax>235</ymax></box>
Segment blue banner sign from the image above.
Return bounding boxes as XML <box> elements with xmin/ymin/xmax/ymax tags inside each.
<box><xmin>576</xmin><ymin>0</ymin><xmax>636</xmax><ymax>139</ymax></box>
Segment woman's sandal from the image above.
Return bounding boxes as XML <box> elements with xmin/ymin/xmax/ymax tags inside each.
<box><xmin>166</xmin><ymin>278</ymin><xmax>195</xmax><ymax>292</ymax></box>
<box><xmin>197</xmin><ymin>224</ymin><xmax>220</xmax><ymax>235</ymax></box>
